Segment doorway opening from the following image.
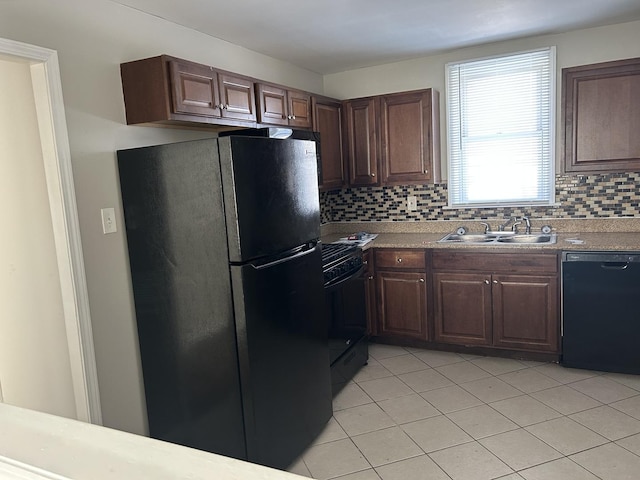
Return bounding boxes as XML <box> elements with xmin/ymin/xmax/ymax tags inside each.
<box><xmin>0</xmin><ymin>37</ymin><xmax>101</xmax><ymax>424</ymax></box>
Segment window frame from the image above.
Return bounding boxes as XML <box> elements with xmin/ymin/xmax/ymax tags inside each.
<box><xmin>445</xmin><ymin>47</ymin><xmax>556</xmax><ymax>209</ymax></box>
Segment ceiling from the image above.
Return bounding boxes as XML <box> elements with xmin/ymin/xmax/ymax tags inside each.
<box><xmin>112</xmin><ymin>0</ymin><xmax>640</xmax><ymax>74</ymax></box>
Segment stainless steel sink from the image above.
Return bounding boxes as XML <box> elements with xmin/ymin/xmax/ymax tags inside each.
<box><xmin>438</xmin><ymin>232</ymin><xmax>557</xmax><ymax>245</ymax></box>
<box><xmin>496</xmin><ymin>234</ymin><xmax>555</xmax><ymax>244</ymax></box>
<box><xmin>440</xmin><ymin>234</ymin><xmax>498</xmax><ymax>243</ymax></box>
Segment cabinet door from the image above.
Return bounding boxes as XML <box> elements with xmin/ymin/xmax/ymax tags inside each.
<box><xmin>492</xmin><ymin>274</ymin><xmax>559</xmax><ymax>352</ymax></box>
<box><xmin>288</xmin><ymin>90</ymin><xmax>312</xmax><ymax>129</ymax></box>
<box><xmin>345</xmin><ymin>98</ymin><xmax>379</xmax><ymax>186</ymax></box>
<box><xmin>433</xmin><ymin>272</ymin><xmax>492</xmax><ymax>346</ymax></box>
<box><xmin>563</xmin><ymin>58</ymin><xmax>640</xmax><ymax>173</ymax></box>
<box><xmin>256</xmin><ymin>83</ymin><xmax>289</xmax><ymax>126</ymax></box>
<box><xmin>169</xmin><ymin>59</ymin><xmax>221</xmax><ymax>117</ymax></box>
<box><xmin>380</xmin><ymin>90</ymin><xmax>437</xmax><ymax>184</ymax></box>
<box><xmin>219</xmin><ymin>73</ymin><xmax>257</xmax><ymax>122</ymax></box>
<box><xmin>313</xmin><ymin>98</ymin><xmax>346</xmax><ymax>190</ymax></box>
<box><xmin>363</xmin><ymin>251</ymin><xmax>377</xmax><ymax>336</ymax></box>
<box><xmin>376</xmin><ymin>271</ymin><xmax>427</xmax><ymax>340</ymax></box>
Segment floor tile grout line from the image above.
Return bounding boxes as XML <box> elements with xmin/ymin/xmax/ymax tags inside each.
<box><xmin>319</xmin><ymin>346</ymin><xmax>640</xmax><ymax>480</ymax></box>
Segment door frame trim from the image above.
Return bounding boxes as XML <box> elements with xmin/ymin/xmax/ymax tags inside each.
<box><xmin>0</xmin><ymin>37</ymin><xmax>102</xmax><ymax>424</ymax></box>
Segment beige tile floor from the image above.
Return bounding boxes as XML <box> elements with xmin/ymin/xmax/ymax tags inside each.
<box><xmin>287</xmin><ymin>344</ymin><xmax>640</xmax><ymax>480</ymax></box>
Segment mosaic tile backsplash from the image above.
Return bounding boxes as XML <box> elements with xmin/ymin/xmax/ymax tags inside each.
<box><xmin>320</xmin><ymin>172</ymin><xmax>640</xmax><ymax>224</ymax></box>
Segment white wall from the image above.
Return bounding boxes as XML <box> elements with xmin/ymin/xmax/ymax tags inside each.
<box><xmin>0</xmin><ymin>58</ymin><xmax>77</xmax><ymax>419</ymax></box>
<box><xmin>324</xmin><ymin>19</ymin><xmax>640</xmax><ymax>177</ymax></box>
<box><xmin>0</xmin><ymin>0</ymin><xmax>325</xmax><ymax>436</ymax></box>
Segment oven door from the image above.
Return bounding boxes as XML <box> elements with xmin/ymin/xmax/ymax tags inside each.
<box><xmin>325</xmin><ymin>264</ymin><xmax>368</xmax><ymax>390</ymax></box>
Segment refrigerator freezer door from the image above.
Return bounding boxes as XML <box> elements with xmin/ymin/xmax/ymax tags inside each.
<box><xmin>231</xmin><ymin>244</ymin><xmax>332</xmax><ymax>469</ymax></box>
<box><xmin>117</xmin><ymin>139</ymin><xmax>246</xmax><ymax>460</ymax></box>
<box><xmin>219</xmin><ymin>136</ymin><xmax>321</xmax><ymax>263</ymax></box>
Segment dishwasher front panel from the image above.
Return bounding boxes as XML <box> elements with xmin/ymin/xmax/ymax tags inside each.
<box><xmin>562</xmin><ymin>251</ymin><xmax>640</xmax><ymax>374</ymax></box>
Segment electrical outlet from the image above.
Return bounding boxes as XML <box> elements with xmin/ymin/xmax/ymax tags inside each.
<box><xmin>407</xmin><ymin>195</ymin><xmax>417</xmax><ymax>211</ymax></box>
<box><xmin>101</xmin><ymin>207</ymin><xmax>117</xmax><ymax>234</ymax></box>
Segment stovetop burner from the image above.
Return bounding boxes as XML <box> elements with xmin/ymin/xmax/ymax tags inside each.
<box><xmin>321</xmin><ymin>243</ymin><xmax>363</xmax><ymax>286</ymax></box>
<box><xmin>321</xmin><ymin>243</ymin><xmax>359</xmax><ymax>266</ymax></box>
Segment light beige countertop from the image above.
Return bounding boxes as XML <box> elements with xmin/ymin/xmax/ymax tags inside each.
<box><xmin>0</xmin><ymin>403</ymin><xmax>303</xmax><ymax>480</ymax></box>
<box><xmin>321</xmin><ymin>219</ymin><xmax>640</xmax><ymax>252</ymax></box>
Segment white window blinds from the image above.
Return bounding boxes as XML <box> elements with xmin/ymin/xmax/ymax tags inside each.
<box><xmin>446</xmin><ymin>47</ymin><xmax>555</xmax><ymax>207</ymax></box>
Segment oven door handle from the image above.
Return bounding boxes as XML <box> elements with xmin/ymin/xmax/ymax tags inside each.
<box><xmin>325</xmin><ymin>264</ymin><xmax>365</xmax><ymax>291</ymax></box>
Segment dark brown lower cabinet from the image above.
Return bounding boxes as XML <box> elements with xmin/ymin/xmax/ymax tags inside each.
<box><xmin>492</xmin><ymin>274</ymin><xmax>559</xmax><ymax>352</ymax></box>
<box><xmin>363</xmin><ymin>250</ymin><xmax>377</xmax><ymax>336</ymax></box>
<box><xmin>372</xmin><ymin>249</ymin><xmax>428</xmax><ymax>342</ymax></box>
<box><xmin>376</xmin><ymin>271</ymin><xmax>428</xmax><ymax>341</ymax></box>
<box><xmin>433</xmin><ymin>272</ymin><xmax>492</xmax><ymax>346</ymax></box>
<box><xmin>432</xmin><ymin>251</ymin><xmax>560</xmax><ymax>354</ymax></box>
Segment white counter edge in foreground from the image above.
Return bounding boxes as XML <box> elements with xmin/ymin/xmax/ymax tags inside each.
<box><xmin>0</xmin><ymin>403</ymin><xmax>304</xmax><ymax>480</ymax></box>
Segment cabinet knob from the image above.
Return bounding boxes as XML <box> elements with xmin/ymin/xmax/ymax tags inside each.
<box><xmin>292</xmin><ymin>115</ymin><xmax>296</xmax><ymax>120</ymax></box>
<box><xmin>423</xmin><ymin>170</ymin><xmax>428</xmax><ymax>174</ymax></box>
<box><xmin>484</xmin><ymin>279</ymin><xmax>490</xmax><ymax>285</ymax></box>
<box><xmin>419</xmin><ymin>278</ymin><xmax>425</xmax><ymax>283</ymax></box>
<box><xmin>371</xmin><ymin>173</ymin><xmax>376</xmax><ymax>177</ymax></box>
<box><xmin>368</xmin><ymin>275</ymin><xmax>374</xmax><ymax>280</ymax></box>
<box><xmin>493</xmin><ymin>280</ymin><xmax>498</xmax><ymax>284</ymax></box>
<box><xmin>397</xmin><ymin>258</ymin><xmax>402</xmax><ymax>263</ymax></box>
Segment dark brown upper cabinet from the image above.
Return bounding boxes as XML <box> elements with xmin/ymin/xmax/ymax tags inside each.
<box><xmin>563</xmin><ymin>57</ymin><xmax>640</xmax><ymax>173</ymax></box>
<box><xmin>344</xmin><ymin>89</ymin><xmax>441</xmax><ymax>187</ymax></box>
<box><xmin>380</xmin><ymin>89</ymin><xmax>441</xmax><ymax>185</ymax></box>
<box><xmin>312</xmin><ymin>96</ymin><xmax>346</xmax><ymax>191</ymax></box>
<box><xmin>256</xmin><ymin>83</ymin><xmax>312</xmax><ymax>129</ymax></box>
<box><xmin>120</xmin><ymin>55</ymin><xmax>256</xmax><ymax>127</ymax></box>
<box><xmin>344</xmin><ymin>97</ymin><xmax>380</xmax><ymax>186</ymax></box>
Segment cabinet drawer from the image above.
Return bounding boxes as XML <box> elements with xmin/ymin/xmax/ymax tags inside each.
<box><xmin>375</xmin><ymin>249</ymin><xmax>425</xmax><ymax>270</ymax></box>
<box><xmin>433</xmin><ymin>251</ymin><xmax>558</xmax><ymax>274</ymax></box>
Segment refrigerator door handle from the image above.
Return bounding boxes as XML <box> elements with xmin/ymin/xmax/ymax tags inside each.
<box><xmin>252</xmin><ymin>244</ymin><xmax>317</xmax><ymax>270</ymax></box>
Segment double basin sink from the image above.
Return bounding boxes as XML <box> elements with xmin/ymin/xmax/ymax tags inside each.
<box><xmin>438</xmin><ymin>232</ymin><xmax>557</xmax><ymax>245</ymax></box>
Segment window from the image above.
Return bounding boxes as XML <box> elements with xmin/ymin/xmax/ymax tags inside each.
<box><xmin>446</xmin><ymin>47</ymin><xmax>555</xmax><ymax>207</ymax></box>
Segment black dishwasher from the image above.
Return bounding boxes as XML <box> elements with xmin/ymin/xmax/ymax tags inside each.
<box><xmin>562</xmin><ymin>251</ymin><xmax>640</xmax><ymax>374</ymax></box>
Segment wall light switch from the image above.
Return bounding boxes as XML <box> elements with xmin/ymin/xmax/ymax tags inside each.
<box><xmin>407</xmin><ymin>195</ymin><xmax>418</xmax><ymax>211</ymax></box>
<box><xmin>101</xmin><ymin>207</ymin><xmax>117</xmax><ymax>234</ymax></box>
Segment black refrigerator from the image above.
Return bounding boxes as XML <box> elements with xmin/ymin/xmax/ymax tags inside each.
<box><xmin>117</xmin><ymin>136</ymin><xmax>332</xmax><ymax>469</ymax></box>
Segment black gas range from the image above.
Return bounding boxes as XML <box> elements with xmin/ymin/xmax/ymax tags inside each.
<box><xmin>321</xmin><ymin>243</ymin><xmax>364</xmax><ymax>286</ymax></box>
<box><xmin>321</xmin><ymin>243</ymin><xmax>368</xmax><ymax>394</ymax></box>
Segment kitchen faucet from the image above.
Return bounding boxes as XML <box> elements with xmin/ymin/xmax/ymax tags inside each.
<box><xmin>479</xmin><ymin>222</ymin><xmax>491</xmax><ymax>234</ymax></box>
<box><xmin>521</xmin><ymin>216</ymin><xmax>532</xmax><ymax>234</ymax></box>
<box><xmin>498</xmin><ymin>217</ymin><xmax>515</xmax><ymax>231</ymax></box>
<box><xmin>511</xmin><ymin>219</ymin><xmax>522</xmax><ymax>234</ymax></box>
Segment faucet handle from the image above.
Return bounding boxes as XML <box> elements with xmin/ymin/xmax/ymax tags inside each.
<box><xmin>479</xmin><ymin>222</ymin><xmax>491</xmax><ymax>234</ymax></box>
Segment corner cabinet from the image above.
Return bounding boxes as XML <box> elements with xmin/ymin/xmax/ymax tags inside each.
<box><xmin>374</xmin><ymin>249</ymin><xmax>428</xmax><ymax>341</ymax></box>
<box><xmin>563</xmin><ymin>57</ymin><xmax>640</xmax><ymax>173</ymax></box>
<box><xmin>432</xmin><ymin>251</ymin><xmax>559</xmax><ymax>354</ymax></box>
<box><xmin>256</xmin><ymin>83</ymin><xmax>312</xmax><ymax>129</ymax></box>
<box><xmin>121</xmin><ymin>55</ymin><xmax>256</xmax><ymax>127</ymax></box>
<box><xmin>344</xmin><ymin>89</ymin><xmax>441</xmax><ymax>187</ymax></box>
<box><xmin>313</xmin><ymin>96</ymin><xmax>347</xmax><ymax>190</ymax></box>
